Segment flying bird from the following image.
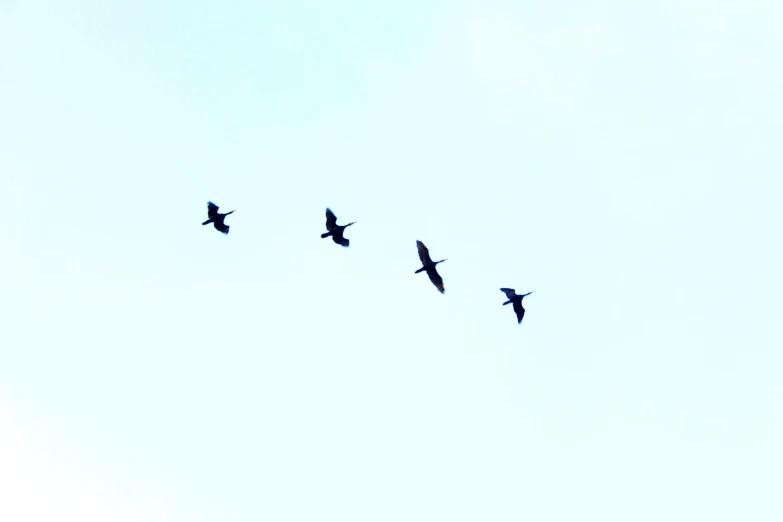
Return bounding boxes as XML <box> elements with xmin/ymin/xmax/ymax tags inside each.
<box><xmin>321</xmin><ymin>208</ymin><xmax>356</xmax><ymax>247</ymax></box>
<box><xmin>202</xmin><ymin>201</ymin><xmax>235</xmax><ymax>235</ymax></box>
<box><xmin>500</xmin><ymin>288</ymin><xmax>533</xmax><ymax>324</ymax></box>
<box><xmin>415</xmin><ymin>240</ymin><xmax>447</xmax><ymax>293</ymax></box>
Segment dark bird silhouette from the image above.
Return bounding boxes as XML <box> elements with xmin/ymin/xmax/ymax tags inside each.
<box><xmin>321</xmin><ymin>208</ymin><xmax>356</xmax><ymax>247</ymax></box>
<box><xmin>415</xmin><ymin>240</ymin><xmax>447</xmax><ymax>293</ymax></box>
<box><xmin>202</xmin><ymin>201</ymin><xmax>235</xmax><ymax>235</ymax></box>
<box><xmin>500</xmin><ymin>288</ymin><xmax>533</xmax><ymax>324</ymax></box>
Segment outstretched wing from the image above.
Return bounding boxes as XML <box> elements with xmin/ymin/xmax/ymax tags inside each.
<box><xmin>417</xmin><ymin>240</ymin><xmax>434</xmax><ymax>265</ymax></box>
<box><xmin>512</xmin><ymin>301</ymin><xmax>525</xmax><ymax>323</ymax></box>
<box><xmin>332</xmin><ymin>227</ymin><xmax>349</xmax><ymax>247</ymax></box>
<box><xmin>207</xmin><ymin>201</ymin><xmax>219</xmax><ymax>219</ymax></box>
<box><xmin>427</xmin><ymin>266</ymin><xmax>445</xmax><ymax>293</ymax></box>
<box><xmin>325</xmin><ymin>208</ymin><xmax>338</xmax><ymax>231</ymax></box>
<box><xmin>500</xmin><ymin>288</ymin><xmax>518</xmax><ymax>300</ymax></box>
<box><xmin>213</xmin><ymin>218</ymin><xmax>229</xmax><ymax>235</ymax></box>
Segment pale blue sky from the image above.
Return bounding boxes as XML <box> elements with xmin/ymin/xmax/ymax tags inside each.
<box><xmin>1</xmin><ymin>1</ymin><xmax>781</xmax><ymax>521</ymax></box>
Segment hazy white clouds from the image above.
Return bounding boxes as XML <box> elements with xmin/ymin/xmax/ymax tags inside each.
<box><xmin>667</xmin><ymin>0</ymin><xmax>783</xmax><ymax>101</ymax></box>
<box><xmin>0</xmin><ymin>401</ymin><xmax>177</xmax><ymax>522</ymax></box>
<box><xmin>466</xmin><ymin>16</ymin><xmax>619</xmax><ymax>108</ymax></box>
<box><xmin>2</xmin><ymin>2</ymin><xmax>781</xmax><ymax>521</ymax></box>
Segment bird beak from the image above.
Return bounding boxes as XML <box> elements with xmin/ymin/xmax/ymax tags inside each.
<box><xmin>349</xmin><ymin>221</ymin><xmax>356</xmax><ymax>225</ymax></box>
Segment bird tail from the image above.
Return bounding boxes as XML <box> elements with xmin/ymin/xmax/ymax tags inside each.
<box><xmin>415</xmin><ymin>267</ymin><xmax>426</xmax><ymax>274</ymax></box>
<box><xmin>321</xmin><ymin>232</ymin><xmax>331</xmax><ymax>238</ymax></box>
<box><xmin>502</xmin><ymin>300</ymin><xmax>511</xmax><ymax>305</ymax></box>
<box><xmin>202</xmin><ymin>220</ymin><xmax>212</xmax><ymax>225</ymax></box>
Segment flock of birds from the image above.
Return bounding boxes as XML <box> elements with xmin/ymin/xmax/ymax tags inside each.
<box><xmin>202</xmin><ymin>201</ymin><xmax>534</xmax><ymax>325</ymax></box>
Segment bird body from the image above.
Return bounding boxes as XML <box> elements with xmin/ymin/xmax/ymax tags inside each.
<box><xmin>202</xmin><ymin>201</ymin><xmax>235</xmax><ymax>235</ymax></box>
<box><xmin>500</xmin><ymin>288</ymin><xmax>533</xmax><ymax>324</ymax></box>
<box><xmin>415</xmin><ymin>240</ymin><xmax>447</xmax><ymax>293</ymax></box>
<box><xmin>321</xmin><ymin>208</ymin><xmax>355</xmax><ymax>247</ymax></box>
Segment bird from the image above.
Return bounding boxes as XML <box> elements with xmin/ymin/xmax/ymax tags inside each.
<box><xmin>500</xmin><ymin>288</ymin><xmax>533</xmax><ymax>324</ymax></box>
<box><xmin>321</xmin><ymin>208</ymin><xmax>356</xmax><ymax>247</ymax></box>
<box><xmin>202</xmin><ymin>201</ymin><xmax>235</xmax><ymax>235</ymax></box>
<box><xmin>415</xmin><ymin>240</ymin><xmax>447</xmax><ymax>293</ymax></box>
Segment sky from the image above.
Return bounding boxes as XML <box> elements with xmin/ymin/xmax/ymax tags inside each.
<box><xmin>1</xmin><ymin>0</ymin><xmax>781</xmax><ymax>520</ymax></box>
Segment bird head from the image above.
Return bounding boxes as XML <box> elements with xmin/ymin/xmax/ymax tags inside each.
<box><xmin>229</xmin><ymin>210</ymin><xmax>236</xmax><ymax>214</ymax></box>
<box><xmin>438</xmin><ymin>258</ymin><xmax>448</xmax><ymax>264</ymax></box>
<box><xmin>348</xmin><ymin>221</ymin><xmax>356</xmax><ymax>226</ymax></box>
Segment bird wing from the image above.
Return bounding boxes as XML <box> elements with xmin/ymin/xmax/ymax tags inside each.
<box><xmin>500</xmin><ymin>288</ymin><xmax>518</xmax><ymax>299</ymax></box>
<box><xmin>333</xmin><ymin>227</ymin><xmax>349</xmax><ymax>247</ymax></box>
<box><xmin>207</xmin><ymin>202</ymin><xmax>219</xmax><ymax>219</ymax></box>
<box><xmin>325</xmin><ymin>208</ymin><xmax>337</xmax><ymax>231</ymax></box>
<box><xmin>417</xmin><ymin>240</ymin><xmax>434</xmax><ymax>265</ymax></box>
<box><xmin>213</xmin><ymin>217</ymin><xmax>229</xmax><ymax>235</ymax></box>
<box><xmin>427</xmin><ymin>266</ymin><xmax>445</xmax><ymax>293</ymax></box>
<box><xmin>512</xmin><ymin>301</ymin><xmax>525</xmax><ymax>323</ymax></box>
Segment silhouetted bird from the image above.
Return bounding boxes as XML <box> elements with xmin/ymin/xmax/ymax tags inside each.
<box><xmin>321</xmin><ymin>208</ymin><xmax>355</xmax><ymax>247</ymax></box>
<box><xmin>202</xmin><ymin>201</ymin><xmax>235</xmax><ymax>235</ymax></box>
<box><xmin>415</xmin><ymin>240</ymin><xmax>447</xmax><ymax>293</ymax></box>
<box><xmin>500</xmin><ymin>288</ymin><xmax>533</xmax><ymax>324</ymax></box>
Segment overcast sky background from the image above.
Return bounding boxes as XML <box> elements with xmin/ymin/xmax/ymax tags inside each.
<box><xmin>1</xmin><ymin>1</ymin><xmax>781</xmax><ymax>521</ymax></box>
